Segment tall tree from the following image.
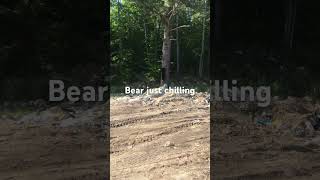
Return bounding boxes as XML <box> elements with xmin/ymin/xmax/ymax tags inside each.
<box><xmin>199</xmin><ymin>0</ymin><xmax>206</xmax><ymax>78</ymax></box>
<box><xmin>132</xmin><ymin>0</ymin><xmax>190</xmax><ymax>85</ymax></box>
<box><xmin>110</xmin><ymin>0</ymin><xmax>209</xmax><ymax>84</ymax></box>
<box><xmin>176</xmin><ymin>14</ymin><xmax>180</xmax><ymax>76</ymax></box>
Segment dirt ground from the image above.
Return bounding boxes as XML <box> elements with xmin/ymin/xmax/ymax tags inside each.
<box><xmin>4</xmin><ymin>93</ymin><xmax>319</xmax><ymax>179</ymax></box>
<box><xmin>212</xmin><ymin>97</ymin><xmax>320</xmax><ymax>179</ymax></box>
<box><xmin>110</xmin><ymin>93</ymin><xmax>210</xmax><ymax>180</ymax></box>
<box><xmin>0</xmin><ymin>103</ymin><xmax>108</xmax><ymax>180</ymax></box>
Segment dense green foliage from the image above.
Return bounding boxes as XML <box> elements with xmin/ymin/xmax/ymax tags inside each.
<box><xmin>111</xmin><ymin>0</ymin><xmax>209</xmax><ymax>85</ymax></box>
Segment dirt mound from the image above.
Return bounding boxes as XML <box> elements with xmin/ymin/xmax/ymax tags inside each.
<box><xmin>212</xmin><ymin>96</ymin><xmax>320</xmax><ymax>179</ymax></box>
<box><xmin>271</xmin><ymin>97</ymin><xmax>320</xmax><ymax>137</ymax></box>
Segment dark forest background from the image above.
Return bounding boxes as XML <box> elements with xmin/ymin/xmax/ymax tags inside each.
<box><xmin>212</xmin><ymin>0</ymin><xmax>320</xmax><ymax>98</ymax></box>
<box><xmin>0</xmin><ymin>0</ymin><xmax>108</xmax><ymax>101</ymax></box>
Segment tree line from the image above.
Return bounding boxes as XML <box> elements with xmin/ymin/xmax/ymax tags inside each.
<box><xmin>111</xmin><ymin>0</ymin><xmax>210</xmax><ymax>86</ymax></box>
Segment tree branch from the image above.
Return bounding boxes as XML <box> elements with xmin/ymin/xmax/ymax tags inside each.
<box><xmin>170</xmin><ymin>25</ymin><xmax>190</xmax><ymax>31</ymax></box>
<box><xmin>169</xmin><ymin>2</ymin><xmax>179</xmax><ymax>20</ymax></box>
<box><xmin>169</xmin><ymin>10</ymin><xmax>177</xmax><ymax>20</ymax></box>
<box><xmin>167</xmin><ymin>8</ymin><xmax>174</xmax><ymax>16</ymax></box>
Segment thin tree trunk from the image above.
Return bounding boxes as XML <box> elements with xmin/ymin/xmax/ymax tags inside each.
<box><xmin>282</xmin><ymin>0</ymin><xmax>297</xmax><ymax>97</ymax></box>
<box><xmin>284</xmin><ymin>0</ymin><xmax>296</xmax><ymax>50</ymax></box>
<box><xmin>143</xmin><ymin>17</ymin><xmax>148</xmax><ymax>58</ymax></box>
<box><xmin>143</xmin><ymin>19</ymin><xmax>147</xmax><ymax>40</ymax></box>
<box><xmin>213</xmin><ymin>0</ymin><xmax>222</xmax><ymax>42</ymax></box>
<box><xmin>199</xmin><ymin>0</ymin><xmax>206</xmax><ymax>78</ymax></box>
<box><xmin>154</xmin><ymin>19</ymin><xmax>161</xmax><ymax>64</ymax></box>
<box><xmin>176</xmin><ymin>15</ymin><xmax>180</xmax><ymax>75</ymax></box>
<box><xmin>289</xmin><ymin>0</ymin><xmax>296</xmax><ymax>49</ymax></box>
<box><xmin>117</xmin><ymin>0</ymin><xmax>123</xmax><ymax>52</ymax></box>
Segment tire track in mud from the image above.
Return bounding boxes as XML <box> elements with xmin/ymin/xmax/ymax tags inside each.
<box><xmin>111</xmin><ymin>106</ymin><xmax>209</xmax><ymax>149</ymax></box>
<box><xmin>111</xmin><ymin>94</ymin><xmax>210</xmax><ymax>179</ymax></box>
<box><xmin>111</xmin><ymin>121</ymin><xmax>206</xmax><ymax>151</ymax></box>
<box><xmin>110</xmin><ymin>107</ymin><xmax>204</xmax><ymax>128</ymax></box>
<box><xmin>112</xmin><ymin>153</ymin><xmax>202</xmax><ymax>173</ymax></box>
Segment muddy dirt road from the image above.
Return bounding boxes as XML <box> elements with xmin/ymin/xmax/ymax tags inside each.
<box><xmin>110</xmin><ymin>93</ymin><xmax>210</xmax><ymax>179</ymax></box>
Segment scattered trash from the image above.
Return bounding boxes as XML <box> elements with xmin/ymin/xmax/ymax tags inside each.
<box><xmin>255</xmin><ymin>112</ymin><xmax>273</xmax><ymax>125</ymax></box>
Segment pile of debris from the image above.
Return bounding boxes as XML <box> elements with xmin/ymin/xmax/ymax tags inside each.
<box><xmin>269</xmin><ymin>97</ymin><xmax>320</xmax><ymax>137</ymax></box>
<box><xmin>212</xmin><ymin>96</ymin><xmax>320</xmax><ymax>138</ymax></box>
<box><xmin>112</xmin><ymin>91</ymin><xmax>210</xmax><ymax>107</ymax></box>
<box><xmin>0</xmin><ymin>101</ymin><xmax>107</xmax><ymax>131</ymax></box>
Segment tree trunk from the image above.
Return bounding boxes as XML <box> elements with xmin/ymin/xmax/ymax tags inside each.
<box><xmin>143</xmin><ymin>17</ymin><xmax>148</xmax><ymax>59</ymax></box>
<box><xmin>285</xmin><ymin>0</ymin><xmax>296</xmax><ymax>50</ymax></box>
<box><xmin>176</xmin><ymin>15</ymin><xmax>180</xmax><ymax>76</ymax></box>
<box><xmin>155</xmin><ymin>19</ymin><xmax>160</xmax><ymax>62</ymax></box>
<box><xmin>213</xmin><ymin>0</ymin><xmax>222</xmax><ymax>42</ymax></box>
<box><xmin>282</xmin><ymin>0</ymin><xmax>297</xmax><ymax>97</ymax></box>
<box><xmin>161</xmin><ymin>17</ymin><xmax>171</xmax><ymax>85</ymax></box>
<box><xmin>143</xmin><ymin>19</ymin><xmax>147</xmax><ymax>40</ymax></box>
<box><xmin>199</xmin><ymin>0</ymin><xmax>206</xmax><ymax>78</ymax></box>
